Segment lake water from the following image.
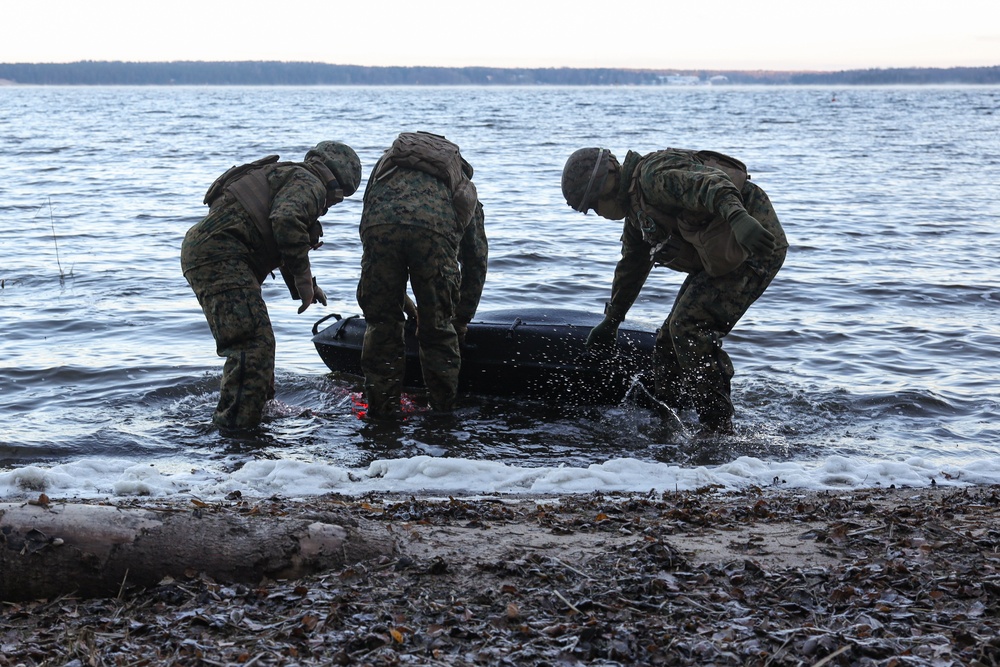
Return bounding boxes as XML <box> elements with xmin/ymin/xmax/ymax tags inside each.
<box><xmin>1</xmin><ymin>85</ymin><xmax>999</xmax><ymax>500</ymax></box>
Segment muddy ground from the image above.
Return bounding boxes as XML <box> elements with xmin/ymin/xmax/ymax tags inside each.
<box><xmin>2</xmin><ymin>485</ymin><xmax>1000</xmax><ymax>666</ymax></box>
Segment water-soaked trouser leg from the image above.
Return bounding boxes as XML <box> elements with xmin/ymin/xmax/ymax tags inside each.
<box><xmin>357</xmin><ymin>228</ymin><xmax>409</xmax><ymax>417</ymax></box>
<box><xmin>184</xmin><ymin>257</ymin><xmax>275</xmax><ymax>430</ymax></box>
<box><xmin>657</xmin><ymin>192</ymin><xmax>786</xmax><ymax>431</ymax></box>
<box><xmin>658</xmin><ymin>272</ymin><xmax>738</xmax><ymax>432</ymax></box>
<box><xmin>405</xmin><ymin>231</ymin><xmax>461</xmax><ymax>411</ymax></box>
<box><xmin>204</xmin><ymin>287</ymin><xmax>276</xmax><ymax>429</ymax></box>
<box><xmin>652</xmin><ymin>327</ymin><xmax>689</xmax><ymax>410</ymax></box>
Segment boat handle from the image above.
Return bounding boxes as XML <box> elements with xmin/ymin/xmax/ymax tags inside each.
<box><xmin>333</xmin><ymin>315</ymin><xmax>362</xmax><ymax>339</ymax></box>
<box><xmin>506</xmin><ymin>317</ymin><xmax>523</xmax><ymax>339</ymax></box>
<box><xmin>311</xmin><ymin>312</ymin><xmax>342</xmax><ymax>336</ymax></box>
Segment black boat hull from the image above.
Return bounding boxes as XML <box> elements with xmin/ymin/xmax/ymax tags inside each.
<box><xmin>312</xmin><ymin>308</ymin><xmax>656</xmax><ymax>404</ymax></box>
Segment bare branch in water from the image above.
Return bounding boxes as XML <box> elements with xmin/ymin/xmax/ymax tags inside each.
<box><xmin>37</xmin><ymin>198</ymin><xmax>73</xmax><ymax>280</ymax></box>
<box><xmin>48</xmin><ymin>197</ymin><xmax>65</xmax><ymax>279</ymax></box>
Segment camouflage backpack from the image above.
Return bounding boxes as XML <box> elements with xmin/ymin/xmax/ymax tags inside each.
<box><xmin>629</xmin><ymin>148</ymin><xmax>751</xmax><ymax>277</ymax></box>
<box><xmin>369</xmin><ymin>132</ymin><xmax>478</xmax><ymax>228</ymax></box>
<box><xmin>689</xmin><ymin>149</ymin><xmax>749</xmax><ymax>189</ymax></box>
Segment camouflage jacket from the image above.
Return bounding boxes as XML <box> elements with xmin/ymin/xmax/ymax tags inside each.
<box><xmin>183</xmin><ymin>161</ymin><xmax>329</xmax><ymax>286</ymax></box>
<box><xmin>361</xmin><ymin>167</ymin><xmax>488</xmax><ymax>324</ymax></box>
<box><xmin>607</xmin><ymin>149</ymin><xmax>779</xmax><ymax>320</ymax></box>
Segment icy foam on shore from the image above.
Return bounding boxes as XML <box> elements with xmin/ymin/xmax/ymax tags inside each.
<box><xmin>4</xmin><ymin>454</ymin><xmax>1000</xmax><ymax>501</ymax></box>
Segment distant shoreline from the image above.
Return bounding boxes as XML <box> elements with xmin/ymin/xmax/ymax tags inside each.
<box><xmin>1</xmin><ymin>61</ymin><xmax>998</xmax><ymax>86</ymax></box>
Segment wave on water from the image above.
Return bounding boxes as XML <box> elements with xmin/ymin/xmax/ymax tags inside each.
<box><xmin>2</xmin><ymin>371</ymin><xmax>997</xmax><ymax>502</ymax></box>
<box><xmin>2</xmin><ymin>346</ymin><xmax>996</xmax><ymax>501</ymax></box>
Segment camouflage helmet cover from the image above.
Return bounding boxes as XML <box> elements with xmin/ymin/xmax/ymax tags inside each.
<box><xmin>305</xmin><ymin>141</ymin><xmax>362</xmax><ymax>196</ymax></box>
<box><xmin>561</xmin><ymin>147</ymin><xmax>613</xmax><ymax>213</ymax></box>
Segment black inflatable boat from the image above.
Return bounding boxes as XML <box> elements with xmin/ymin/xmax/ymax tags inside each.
<box><xmin>311</xmin><ymin>308</ymin><xmax>657</xmax><ymax>405</ymax></box>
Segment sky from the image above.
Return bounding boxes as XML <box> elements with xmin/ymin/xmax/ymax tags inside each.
<box><xmin>2</xmin><ymin>0</ymin><xmax>998</xmax><ymax>71</ymax></box>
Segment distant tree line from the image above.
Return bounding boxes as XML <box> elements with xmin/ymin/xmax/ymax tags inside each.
<box><xmin>789</xmin><ymin>66</ymin><xmax>1000</xmax><ymax>85</ymax></box>
<box><xmin>1</xmin><ymin>61</ymin><xmax>998</xmax><ymax>86</ymax></box>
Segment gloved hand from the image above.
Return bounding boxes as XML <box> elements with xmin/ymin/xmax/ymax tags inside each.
<box><xmin>585</xmin><ymin>316</ymin><xmax>620</xmax><ymax>350</ymax></box>
<box><xmin>729</xmin><ymin>211</ymin><xmax>776</xmax><ymax>256</ymax></box>
<box><xmin>313</xmin><ymin>281</ymin><xmax>327</xmax><ymax>306</ymax></box>
<box><xmin>295</xmin><ymin>276</ymin><xmax>326</xmax><ymax>314</ymax></box>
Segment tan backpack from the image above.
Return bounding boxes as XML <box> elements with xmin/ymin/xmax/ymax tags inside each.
<box><xmin>203</xmin><ymin>154</ymin><xmax>280</xmax><ymax>209</ymax></box>
<box><xmin>203</xmin><ymin>155</ymin><xmax>283</xmax><ymax>270</ymax></box>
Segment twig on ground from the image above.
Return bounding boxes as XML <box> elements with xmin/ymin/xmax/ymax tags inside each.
<box><xmin>552</xmin><ymin>588</ymin><xmax>582</xmax><ymax>615</ymax></box>
<box><xmin>811</xmin><ymin>644</ymin><xmax>851</xmax><ymax>667</ymax></box>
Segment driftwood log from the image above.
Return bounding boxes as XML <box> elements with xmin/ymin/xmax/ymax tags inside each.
<box><xmin>0</xmin><ymin>501</ymin><xmax>396</xmax><ymax>601</ymax></box>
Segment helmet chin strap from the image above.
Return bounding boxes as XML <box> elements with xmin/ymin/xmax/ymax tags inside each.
<box><xmin>308</xmin><ymin>159</ymin><xmax>336</xmax><ymax>186</ymax></box>
<box><xmin>577</xmin><ymin>148</ymin><xmax>609</xmax><ymax>212</ymax></box>
<box><xmin>307</xmin><ymin>160</ymin><xmax>343</xmax><ymax>203</ymax></box>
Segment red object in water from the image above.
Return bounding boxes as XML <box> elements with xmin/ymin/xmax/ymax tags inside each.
<box><xmin>349</xmin><ymin>392</ymin><xmax>368</xmax><ymax>419</ymax></box>
<box><xmin>349</xmin><ymin>392</ymin><xmax>422</xmax><ymax>420</ymax></box>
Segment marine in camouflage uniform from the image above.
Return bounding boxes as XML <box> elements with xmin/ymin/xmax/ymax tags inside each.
<box><xmin>562</xmin><ymin>147</ymin><xmax>788</xmax><ymax>434</ymax></box>
<box><xmin>181</xmin><ymin>141</ymin><xmax>361</xmax><ymax>430</ymax></box>
<box><xmin>358</xmin><ymin>134</ymin><xmax>488</xmax><ymax>417</ymax></box>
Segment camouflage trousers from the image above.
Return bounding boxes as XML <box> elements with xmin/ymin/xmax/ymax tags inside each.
<box><xmin>181</xmin><ymin>258</ymin><xmax>276</xmax><ymax>430</ymax></box>
<box><xmin>653</xmin><ymin>184</ymin><xmax>787</xmax><ymax>431</ymax></box>
<box><xmin>357</xmin><ymin>225</ymin><xmax>461</xmax><ymax>416</ymax></box>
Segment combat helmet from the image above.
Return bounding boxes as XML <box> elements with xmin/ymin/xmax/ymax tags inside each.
<box><xmin>561</xmin><ymin>147</ymin><xmax>612</xmax><ymax>213</ymax></box>
<box><xmin>305</xmin><ymin>141</ymin><xmax>362</xmax><ymax>197</ymax></box>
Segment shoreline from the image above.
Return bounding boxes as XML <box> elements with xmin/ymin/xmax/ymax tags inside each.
<box><xmin>3</xmin><ymin>485</ymin><xmax>999</xmax><ymax>665</ymax></box>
